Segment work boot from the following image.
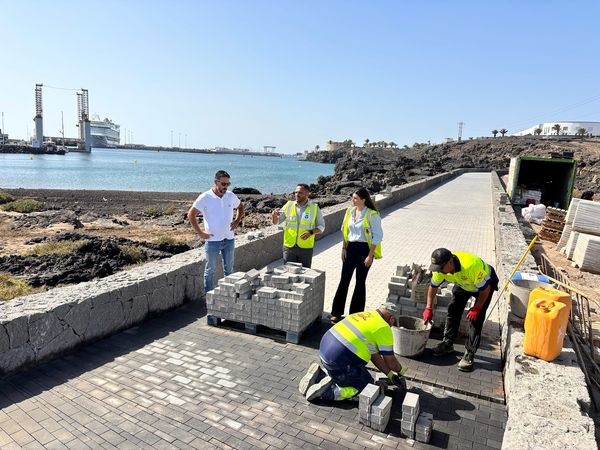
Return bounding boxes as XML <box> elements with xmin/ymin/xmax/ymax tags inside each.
<box><xmin>298</xmin><ymin>363</ymin><xmax>323</xmax><ymax>396</ymax></box>
<box><xmin>333</xmin><ymin>386</ymin><xmax>359</xmax><ymax>401</ymax></box>
<box><xmin>306</xmin><ymin>376</ymin><xmax>333</xmax><ymax>402</ymax></box>
<box><xmin>432</xmin><ymin>340</ymin><xmax>454</xmax><ymax>356</ymax></box>
<box><xmin>458</xmin><ymin>351</ymin><xmax>475</xmax><ymax>372</ymax></box>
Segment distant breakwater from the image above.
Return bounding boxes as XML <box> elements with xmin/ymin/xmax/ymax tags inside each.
<box><xmin>0</xmin><ymin>144</ymin><xmax>65</xmax><ymax>155</ymax></box>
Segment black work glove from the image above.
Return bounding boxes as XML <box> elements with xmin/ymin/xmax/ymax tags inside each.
<box><xmin>387</xmin><ymin>371</ymin><xmax>406</xmax><ymax>390</ymax></box>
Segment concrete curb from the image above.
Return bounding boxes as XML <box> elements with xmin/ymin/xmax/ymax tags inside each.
<box><xmin>490</xmin><ymin>172</ymin><xmax>596</xmax><ymax>450</ymax></box>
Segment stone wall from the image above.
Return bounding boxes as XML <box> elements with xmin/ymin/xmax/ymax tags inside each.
<box><xmin>490</xmin><ymin>172</ymin><xmax>596</xmax><ymax>449</ymax></box>
<box><xmin>0</xmin><ymin>170</ymin><xmax>463</xmax><ymax>377</ymax></box>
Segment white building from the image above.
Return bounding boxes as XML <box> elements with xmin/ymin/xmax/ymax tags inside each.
<box><xmin>514</xmin><ymin>121</ymin><xmax>600</xmax><ymax>137</ymax></box>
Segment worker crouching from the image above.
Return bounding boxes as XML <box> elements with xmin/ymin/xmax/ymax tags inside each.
<box><xmin>299</xmin><ymin>304</ymin><xmax>405</xmax><ymax>402</ymax></box>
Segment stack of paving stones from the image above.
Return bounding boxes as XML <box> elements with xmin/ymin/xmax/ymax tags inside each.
<box><xmin>415</xmin><ymin>412</ymin><xmax>434</xmax><ymax>443</ymax></box>
<box><xmin>358</xmin><ymin>384</ymin><xmax>392</xmax><ymax>432</ymax></box>
<box><xmin>205</xmin><ymin>262</ymin><xmax>325</xmax><ymax>341</ymax></box>
<box><xmin>386</xmin><ymin>263</ymin><xmax>474</xmax><ymax>333</ymax></box>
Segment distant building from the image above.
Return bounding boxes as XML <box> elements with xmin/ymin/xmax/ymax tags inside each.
<box><xmin>326</xmin><ymin>141</ymin><xmax>346</xmax><ymax>152</ymax></box>
<box><xmin>0</xmin><ymin>129</ymin><xmax>7</xmax><ymax>144</ymax></box>
<box><xmin>514</xmin><ymin>121</ymin><xmax>600</xmax><ymax>137</ymax></box>
<box><xmin>442</xmin><ymin>137</ymin><xmax>455</xmax><ymax>144</ymax></box>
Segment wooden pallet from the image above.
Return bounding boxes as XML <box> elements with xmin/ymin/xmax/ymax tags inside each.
<box><xmin>206</xmin><ymin>314</ymin><xmax>318</xmax><ymax>344</ymax></box>
<box><xmin>539</xmin><ymin>228</ymin><xmax>562</xmax><ymax>243</ymax></box>
<box><xmin>541</xmin><ymin>219</ymin><xmax>566</xmax><ymax>232</ymax></box>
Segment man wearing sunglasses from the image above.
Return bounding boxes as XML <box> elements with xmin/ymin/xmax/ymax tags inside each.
<box><xmin>188</xmin><ymin>170</ymin><xmax>245</xmax><ymax>293</ymax></box>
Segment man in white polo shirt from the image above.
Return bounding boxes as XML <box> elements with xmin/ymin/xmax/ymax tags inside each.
<box><xmin>188</xmin><ymin>170</ymin><xmax>245</xmax><ymax>293</ymax></box>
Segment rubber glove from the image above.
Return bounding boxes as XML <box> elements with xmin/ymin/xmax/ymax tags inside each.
<box><xmin>387</xmin><ymin>371</ymin><xmax>406</xmax><ymax>389</ymax></box>
<box><xmin>466</xmin><ymin>304</ymin><xmax>482</xmax><ymax>321</ymax></box>
<box><xmin>422</xmin><ymin>307</ymin><xmax>433</xmax><ymax>324</ymax></box>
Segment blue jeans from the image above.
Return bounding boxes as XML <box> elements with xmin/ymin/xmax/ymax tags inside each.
<box><xmin>204</xmin><ymin>238</ymin><xmax>235</xmax><ymax>292</ymax></box>
<box><xmin>319</xmin><ymin>358</ymin><xmax>374</xmax><ymax>401</ymax></box>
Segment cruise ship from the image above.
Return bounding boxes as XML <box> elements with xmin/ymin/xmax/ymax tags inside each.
<box><xmin>90</xmin><ymin>115</ymin><xmax>120</xmax><ymax>147</ymax></box>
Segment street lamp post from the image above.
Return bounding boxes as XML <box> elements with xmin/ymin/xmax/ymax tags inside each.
<box><xmin>170</xmin><ymin>130</ymin><xmax>173</xmax><ymax>148</ymax></box>
<box><xmin>178</xmin><ymin>133</ymin><xmax>181</xmax><ymax>148</ymax></box>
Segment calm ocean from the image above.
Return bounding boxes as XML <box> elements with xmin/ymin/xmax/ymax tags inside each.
<box><xmin>0</xmin><ymin>148</ymin><xmax>334</xmax><ymax>194</ymax></box>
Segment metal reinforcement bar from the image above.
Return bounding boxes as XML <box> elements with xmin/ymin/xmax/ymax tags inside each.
<box><xmin>539</xmin><ymin>254</ymin><xmax>600</xmax><ymax>410</ymax></box>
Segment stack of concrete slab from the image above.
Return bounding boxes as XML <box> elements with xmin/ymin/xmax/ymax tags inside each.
<box><xmin>564</xmin><ymin>231</ymin><xmax>581</xmax><ymax>260</ymax></box>
<box><xmin>386</xmin><ymin>263</ymin><xmax>453</xmax><ymax>328</ymax></box>
<box><xmin>401</xmin><ymin>392</ymin><xmax>420</xmax><ymax>439</ymax></box>
<box><xmin>572</xmin><ymin>234</ymin><xmax>600</xmax><ymax>274</ymax></box>
<box><xmin>415</xmin><ymin>412</ymin><xmax>434</xmax><ymax>443</ymax></box>
<box><xmin>358</xmin><ymin>384</ymin><xmax>392</xmax><ymax>432</ymax></box>
<box><xmin>206</xmin><ymin>263</ymin><xmax>325</xmax><ymax>334</ymax></box>
<box><xmin>571</xmin><ymin>200</ymin><xmax>600</xmax><ymax>236</ymax></box>
<box><xmin>557</xmin><ymin>198</ymin><xmax>582</xmax><ymax>251</ymax></box>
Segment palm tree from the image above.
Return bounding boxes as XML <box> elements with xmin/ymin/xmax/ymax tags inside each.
<box><xmin>492</xmin><ymin>129</ymin><xmax>498</xmax><ymax>138</ymax></box>
<box><xmin>389</xmin><ymin>141</ymin><xmax>397</xmax><ymax>148</ymax></box>
<box><xmin>315</xmin><ymin>145</ymin><xmax>320</xmax><ymax>151</ymax></box>
<box><xmin>364</xmin><ymin>138</ymin><xmax>370</xmax><ymax>147</ymax></box>
<box><xmin>576</xmin><ymin>128</ymin><xmax>587</xmax><ymax>137</ymax></box>
<box><xmin>327</xmin><ymin>140</ymin><xmax>333</xmax><ymax>145</ymax></box>
<box><xmin>500</xmin><ymin>128</ymin><xmax>508</xmax><ymax>137</ymax></box>
<box><xmin>552</xmin><ymin>124</ymin><xmax>561</xmax><ymax>135</ymax></box>
<box><xmin>534</xmin><ymin>128</ymin><xmax>542</xmax><ymax>136</ymax></box>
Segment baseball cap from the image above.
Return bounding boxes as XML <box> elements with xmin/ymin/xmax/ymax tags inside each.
<box><xmin>381</xmin><ymin>302</ymin><xmax>401</xmax><ymax>317</ymax></box>
<box><xmin>429</xmin><ymin>248</ymin><xmax>452</xmax><ymax>272</ymax></box>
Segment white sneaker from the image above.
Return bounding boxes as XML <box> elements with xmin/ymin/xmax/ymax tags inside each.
<box><xmin>299</xmin><ymin>363</ymin><xmax>322</xmax><ymax>396</ymax></box>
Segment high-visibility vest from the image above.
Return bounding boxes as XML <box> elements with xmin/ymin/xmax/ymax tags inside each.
<box><xmin>328</xmin><ymin>311</ymin><xmax>394</xmax><ymax>363</ymax></box>
<box><xmin>342</xmin><ymin>207</ymin><xmax>382</xmax><ymax>259</ymax></box>
<box><xmin>282</xmin><ymin>201</ymin><xmax>318</xmax><ymax>249</ymax></box>
<box><xmin>431</xmin><ymin>251</ymin><xmax>493</xmax><ymax>292</ymax></box>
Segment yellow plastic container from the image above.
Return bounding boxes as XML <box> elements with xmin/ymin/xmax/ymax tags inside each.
<box><xmin>523</xmin><ymin>287</ymin><xmax>572</xmax><ymax>362</ymax></box>
<box><xmin>527</xmin><ymin>286</ymin><xmax>572</xmax><ymax>316</ymax></box>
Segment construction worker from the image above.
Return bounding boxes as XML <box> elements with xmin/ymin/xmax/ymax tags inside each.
<box><xmin>422</xmin><ymin>248</ymin><xmax>499</xmax><ymax>372</ymax></box>
<box><xmin>272</xmin><ymin>183</ymin><xmax>325</xmax><ymax>268</ymax></box>
<box><xmin>299</xmin><ymin>303</ymin><xmax>405</xmax><ymax>402</ymax></box>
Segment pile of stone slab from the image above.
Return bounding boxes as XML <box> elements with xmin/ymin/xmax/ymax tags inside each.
<box><xmin>358</xmin><ymin>384</ymin><xmax>392</xmax><ymax>432</ymax></box>
<box><xmin>206</xmin><ymin>262</ymin><xmax>325</xmax><ymax>341</ymax></box>
<box><xmin>386</xmin><ymin>263</ymin><xmax>474</xmax><ymax>332</ymax></box>
<box><xmin>557</xmin><ymin>199</ymin><xmax>600</xmax><ymax>274</ymax></box>
<box><xmin>401</xmin><ymin>392</ymin><xmax>433</xmax><ymax>443</ymax></box>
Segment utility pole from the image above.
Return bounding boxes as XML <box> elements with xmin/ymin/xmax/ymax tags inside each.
<box><xmin>60</xmin><ymin>111</ymin><xmax>65</xmax><ymax>150</ymax></box>
<box><xmin>178</xmin><ymin>132</ymin><xmax>181</xmax><ymax>148</ymax></box>
<box><xmin>457</xmin><ymin>122</ymin><xmax>465</xmax><ymax>141</ymax></box>
<box><xmin>170</xmin><ymin>130</ymin><xmax>173</xmax><ymax>148</ymax></box>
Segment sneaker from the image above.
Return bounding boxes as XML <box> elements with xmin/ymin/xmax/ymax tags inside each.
<box><xmin>458</xmin><ymin>351</ymin><xmax>474</xmax><ymax>372</ymax></box>
<box><xmin>432</xmin><ymin>340</ymin><xmax>455</xmax><ymax>356</ymax></box>
<box><xmin>298</xmin><ymin>363</ymin><xmax>322</xmax><ymax>396</ymax></box>
<box><xmin>306</xmin><ymin>376</ymin><xmax>333</xmax><ymax>402</ymax></box>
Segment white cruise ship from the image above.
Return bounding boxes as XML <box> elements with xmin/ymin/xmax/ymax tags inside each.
<box><xmin>90</xmin><ymin>115</ymin><xmax>120</xmax><ymax>147</ymax></box>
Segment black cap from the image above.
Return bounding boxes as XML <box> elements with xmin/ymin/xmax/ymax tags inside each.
<box><xmin>429</xmin><ymin>248</ymin><xmax>452</xmax><ymax>272</ymax></box>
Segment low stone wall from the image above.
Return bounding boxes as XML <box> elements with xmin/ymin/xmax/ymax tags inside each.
<box><xmin>490</xmin><ymin>173</ymin><xmax>596</xmax><ymax>449</ymax></box>
<box><xmin>0</xmin><ymin>170</ymin><xmax>463</xmax><ymax>376</ymax></box>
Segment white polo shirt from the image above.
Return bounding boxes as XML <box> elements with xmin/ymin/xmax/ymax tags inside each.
<box><xmin>192</xmin><ymin>189</ymin><xmax>241</xmax><ymax>241</ymax></box>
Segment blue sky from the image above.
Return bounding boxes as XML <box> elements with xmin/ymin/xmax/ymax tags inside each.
<box><xmin>1</xmin><ymin>0</ymin><xmax>599</xmax><ymax>153</ymax></box>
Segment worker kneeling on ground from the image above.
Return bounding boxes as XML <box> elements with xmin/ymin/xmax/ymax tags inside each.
<box><xmin>299</xmin><ymin>303</ymin><xmax>405</xmax><ymax>402</ymax></box>
<box><xmin>423</xmin><ymin>248</ymin><xmax>499</xmax><ymax>372</ymax></box>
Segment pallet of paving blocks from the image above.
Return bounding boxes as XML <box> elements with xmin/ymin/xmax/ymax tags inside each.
<box><xmin>205</xmin><ymin>262</ymin><xmax>325</xmax><ymax>343</ymax></box>
<box><xmin>386</xmin><ymin>264</ymin><xmax>453</xmax><ymax>328</ymax></box>
<box><xmin>358</xmin><ymin>384</ymin><xmax>392</xmax><ymax>432</ymax></box>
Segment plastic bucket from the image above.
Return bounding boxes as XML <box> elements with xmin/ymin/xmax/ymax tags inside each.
<box><xmin>509</xmin><ymin>277</ymin><xmax>553</xmax><ymax>319</ymax></box>
<box><xmin>392</xmin><ymin>316</ymin><xmax>432</xmax><ymax>357</ymax></box>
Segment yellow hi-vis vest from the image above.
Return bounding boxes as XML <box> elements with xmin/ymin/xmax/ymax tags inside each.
<box><xmin>431</xmin><ymin>251</ymin><xmax>492</xmax><ymax>292</ymax></box>
<box><xmin>283</xmin><ymin>201</ymin><xmax>318</xmax><ymax>249</ymax></box>
<box><xmin>342</xmin><ymin>207</ymin><xmax>382</xmax><ymax>259</ymax></box>
<box><xmin>329</xmin><ymin>311</ymin><xmax>394</xmax><ymax>363</ymax></box>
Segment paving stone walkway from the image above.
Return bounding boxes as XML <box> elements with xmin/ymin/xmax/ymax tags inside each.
<box><xmin>0</xmin><ymin>173</ymin><xmax>506</xmax><ymax>449</ymax></box>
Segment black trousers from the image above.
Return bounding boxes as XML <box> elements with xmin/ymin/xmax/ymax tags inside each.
<box><xmin>331</xmin><ymin>242</ymin><xmax>372</xmax><ymax>317</ymax></box>
<box><xmin>443</xmin><ymin>267</ymin><xmax>499</xmax><ymax>354</ymax></box>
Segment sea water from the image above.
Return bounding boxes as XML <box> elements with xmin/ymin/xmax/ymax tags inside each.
<box><xmin>0</xmin><ymin>148</ymin><xmax>334</xmax><ymax>194</ymax></box>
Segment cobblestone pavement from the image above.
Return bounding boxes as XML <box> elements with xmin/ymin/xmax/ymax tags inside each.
<box><xmin>0</xmin><ymin>174</ymin><xmax>506</xmax><ymax>449</ymax></box>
